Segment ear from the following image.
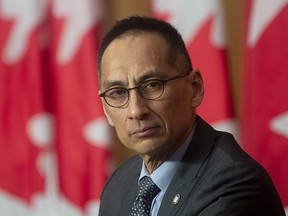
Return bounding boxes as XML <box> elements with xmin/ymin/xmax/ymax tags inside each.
<box><xmin>99</xmin><ymin>90</ymin><xmax>115</xmax><ymax>127</ymax></box>
<box><xmin>190</xmin><ymin>69</ymin><xmax>204</xmax><ymax>108</ymax></box>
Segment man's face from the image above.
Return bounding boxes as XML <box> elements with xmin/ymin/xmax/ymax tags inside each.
<box><xmin>100</xmin><ymin>32</ymin><xmax>203</xmax><ymax>160</ymax></box>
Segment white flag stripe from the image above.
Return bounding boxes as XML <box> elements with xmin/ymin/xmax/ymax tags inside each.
<box><xmin>270</xmin><ymin>112</ymin><xmax>288</xmax><ymax>138</ymax></box>
<box><xmin>247</xmin><ymin>0</ymin><xmax>288</xmax><ymax>47</ymax></box>
<box><xmin>152</xmin><ymin>0</ymin><xmax>226</xmax><ymax>47</ymax></box>
<box><xmin>1</xmin><ymin>0</ymin><xmax>47</xmax><ymax>63</ymax></box>
<box><xmin>83</xmin><ymin>117</ymin><xmax>111</xmax><ymax>149</ymax></box>
<box><xmin>52</xmin><ymin>0</ymin><xmax>103</xmax><ymax>64</ymax></box>
<box><xmin>26</xmin><ymin>112</ymin><xmax>55</xmax><ymax>148</ymax></box>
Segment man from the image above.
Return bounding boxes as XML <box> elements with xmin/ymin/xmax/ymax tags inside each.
<box><xmin>97</xmin><ymin>16</ymin><xmax>285</xmax><ymax>216</ymax></box>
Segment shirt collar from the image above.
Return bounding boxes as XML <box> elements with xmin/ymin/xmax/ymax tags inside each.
<box><xmin>139</xmin><ymin>123</ymin><xmax>196</xmax><ymax>192</ymax></box>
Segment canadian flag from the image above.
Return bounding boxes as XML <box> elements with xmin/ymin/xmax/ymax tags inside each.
<box><xmin>152</xmin><ymin>0</ymin><xmax>236</xmax><ymax>136</ymax></box>
<box><xmin>242</xmin><ymin>0</ymin><xmax>288</xmax><ymax>213</ymax></box>
<box><xmin>0</xmin><ymin>0</ymin><xmax>109</xmax><ymax>215</ymax></box>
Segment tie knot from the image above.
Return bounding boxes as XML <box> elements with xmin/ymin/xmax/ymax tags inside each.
<box><xmin>137</xmin><ymin>176</ymin><xmax>160</xmax><ymax>199</ymax></box>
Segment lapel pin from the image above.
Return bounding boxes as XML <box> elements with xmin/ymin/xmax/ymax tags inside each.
<box><xmin>172</xmin><ymin>194</ymin><xmax>181</xmax><ymax>205</ymax></box>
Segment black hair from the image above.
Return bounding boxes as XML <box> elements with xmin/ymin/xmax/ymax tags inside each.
<box><xmin>97</xmin><ymin>16</ymin><xmax>192</xmax><ymax>81</ymax></box>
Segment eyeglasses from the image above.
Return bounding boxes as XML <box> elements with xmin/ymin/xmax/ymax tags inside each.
<box><xmin>99</xmin><ymin>71</ymin><xmax>191</xmax><ymax>108</ymax></box>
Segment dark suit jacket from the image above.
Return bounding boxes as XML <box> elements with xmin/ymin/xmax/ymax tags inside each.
<box><xmin>99</xmin><ymin>116</ymin><xmax>285</xmax><ymax>215</ymax></box>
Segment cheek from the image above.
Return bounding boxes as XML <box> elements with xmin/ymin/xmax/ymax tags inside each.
<box><xmin>109</xmin><ymin>112</ymin><xmax>131</xmax><ymax>142</ymax></box>
<box><xmin>105</xmin><ymin>109</ymin><xmax>125</xmax><ymax>131</ymax></box>
<box><xmin>161</xmin><ymin>95</ymin><xmax>193</xmax><ymax>127</ymax></box>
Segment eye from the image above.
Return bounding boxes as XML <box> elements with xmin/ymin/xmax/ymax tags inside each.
<box><xmin>141</xmin><ymin>80</ymin><xmax>163</xmax><ymax>92</ymax></box>
<box><xmin>106</xmin><ymin>88</ymin><xmax>127</xmax><ymax>98</ymax></box>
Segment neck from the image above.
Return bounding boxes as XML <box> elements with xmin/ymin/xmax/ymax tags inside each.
<box><xmin>141</xmin><ymin>139</ymin><xmax>184</xmax><ymax>174</ymax></box>
<box><xmin>142</xmin><ymin>156</ymin><xmax>165</xmax><ymax>174</ymax></box>
<box><xmin>141</xmin><ymin>117</ymin><xmax>197</xmax><ymax>174</ymax></box>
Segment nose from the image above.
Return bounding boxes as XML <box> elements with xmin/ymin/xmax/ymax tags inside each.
<box><xmin>127</xmin><ymin>90</ymin><xmax>150</xmax><ymax>120</ymax></box>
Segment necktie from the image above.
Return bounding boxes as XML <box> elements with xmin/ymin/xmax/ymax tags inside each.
<box><xmin>131</xmin><ymin>176</ymin><xmax>160</xmax><ymax>216</ymax></box>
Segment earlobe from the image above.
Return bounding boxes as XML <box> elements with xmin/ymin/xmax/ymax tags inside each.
<box><xmin>190</xmin><ymin>69</ymin><xmax>204</xmax><ymax>108</ymax></box>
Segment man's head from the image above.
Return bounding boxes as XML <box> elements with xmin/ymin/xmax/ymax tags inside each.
<box><xmin>97</xmin><ymin>16</ymin><xmax>192</xmax><ymax>82</ymax></box>
<box><xmin>98</xmin><ymin>16</ymin><xmax>204</xmax><ymax>166</ymax></box>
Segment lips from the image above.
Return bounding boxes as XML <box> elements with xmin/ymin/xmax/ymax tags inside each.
<box><xmin>130</xmin><ymin>126</ymin><xmax>160</xmax><ymax>138</ymax></box>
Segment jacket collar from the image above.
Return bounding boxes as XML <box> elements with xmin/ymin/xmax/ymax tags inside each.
<box><xmin>157</xmin><ymin>116</ymin><xmax>217</xmax><ymax>216</ymax></box>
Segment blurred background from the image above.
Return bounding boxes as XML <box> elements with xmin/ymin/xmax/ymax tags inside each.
<box><xmin>0</xmin><ymin>0</ymin><xmax>287</xmax><ymax>215</ymax></box>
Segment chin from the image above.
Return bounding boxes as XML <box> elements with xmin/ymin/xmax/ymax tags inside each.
<box><xmin>136</xmin><ymin>143</ymin><xmax>165</xmax><ymax>157</ymax></box>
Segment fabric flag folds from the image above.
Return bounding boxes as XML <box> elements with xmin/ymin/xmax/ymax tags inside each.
<box><xmin>0</xmin><ymin>0</ymin><xmax>109</xmax><ymax>215</ymax></box>
<box><xmin>152</xmin><ymin>0</ymin><xmax>236</xmax><ymax>137</ymax></box>
<box><xmin>242</xmin><ymin>0</ymin><xmax>288</xmax><ymax>212</ymax></box>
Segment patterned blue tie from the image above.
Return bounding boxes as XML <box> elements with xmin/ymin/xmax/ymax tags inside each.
<box><xmin>131</xmin><ymin>176</ymin><xmax>160</xmax><ymax>216</ymax></box>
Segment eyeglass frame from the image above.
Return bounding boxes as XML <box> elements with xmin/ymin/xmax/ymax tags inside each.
<box><xmin>99</xmin><ymin>70</ymin><xmax>192</xmax><ymax>108</ymax></box>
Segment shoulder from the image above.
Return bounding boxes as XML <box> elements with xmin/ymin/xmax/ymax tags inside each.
<box><xmin>181</xmin><ymin>117</ymin><xmax>285</xmax><ymax>215</ymax></box>
<box><xmin>99</xmin><ymin>155</ymin><xmax>142</xmax><ymax>215</ymax></box>
<box><xmin>193</xmin><ymin>116</ymin><xmax>267</xmax><ymax>173</ymax></box>
<box><xmin>103</xmin><ymin>154</ymin><xmax>142</xmax><ymax>193</ymax></box>
<box><xmin>197</xmin><ymin>124</ymin><xmax>275</xmax><ymax>190</ymax></box>
<box><xmin>206</xmin><ymin>129</ymin><xmax>271</xmax><ymax>181</ymax></box>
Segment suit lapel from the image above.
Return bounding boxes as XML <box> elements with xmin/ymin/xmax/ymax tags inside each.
<box><xmin>157</xmin><ymin>170</ymin><xmax>199</xmax><ymax>216</ymax></box>
<box><xmin>118</xmin><ymin>182</ymin><xmax>138</xmax><ymax>215</ymax></box>
<box><xmin>158</xmin><ymin>116</ymin><xmax>217</xmax><ymax>216</ymax></box>
<box><xmin>118</xmin><ymin>157</ymin><xmax>141</xmax><ymax>215</ymax></box>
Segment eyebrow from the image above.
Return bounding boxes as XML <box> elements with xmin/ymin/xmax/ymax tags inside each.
<box><xmin>137</xmin><ymin>70</ymin><xmax>166</xmax><ymax>83</ymax></box>
<box><xmin>101</xmin><ymin>70</ymin><xmax>167</xmax><ymax>90</ymax></box>
<box><xmin>102</xmin><ymin>80</ymin><xmax>125</xmax><ymax>90</ymax></box>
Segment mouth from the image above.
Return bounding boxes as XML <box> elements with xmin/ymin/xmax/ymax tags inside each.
<box><xmin>130</xmin><ymin>126</ymin><xmax>160</xmax><ymax>138</ymax></box>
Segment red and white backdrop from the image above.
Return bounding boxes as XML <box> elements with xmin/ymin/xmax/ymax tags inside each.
<box><xmin>0</xmin><ymin>0</ymin><xmax>110</xmax><ymax>215</ymax></box>
<box><xmin>242</xmin><ymin>0</ymin><xmax>288</xmax><ymax>213</ymax></box>
<box><xmin>152</xmin><ymin>0</ymin><xmax>236</xmax><ymax>136</ymax></box>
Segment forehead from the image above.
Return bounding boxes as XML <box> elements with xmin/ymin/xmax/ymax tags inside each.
<box><xmin>100</xmin><ymin>32</ymin><xmax>173</xmax><ymax>85</ymax></box>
